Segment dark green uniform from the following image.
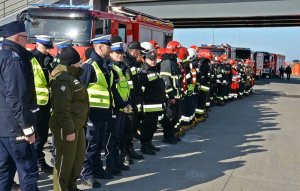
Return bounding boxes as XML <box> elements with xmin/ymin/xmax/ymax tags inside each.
<box><xmin>49</xmin><ymin>64</ymin><xmax>89</xmax><ymax>191</ymax></box>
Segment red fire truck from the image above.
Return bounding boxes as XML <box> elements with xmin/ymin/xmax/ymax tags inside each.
<box><xmin>269</xmin><ymin>53</ymin><xmax>285</xmax><ymax>78</ymax></box>
<box><xmin>254</xmin><ymin>51</ymin><xmax>274</xmax><ymax>78</ymax></box>
<box><xmin>20</xmin><ymin>4</ymin><xmax>174</xmax><ymax>58</ymax></box>
<box><xmin>198</xmin><ymin>44</ymin><xmax>230</xmax><ymax>60</ymax></box>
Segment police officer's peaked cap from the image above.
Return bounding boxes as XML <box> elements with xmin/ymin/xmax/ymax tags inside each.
<box><xmin>0</xmin><ymin>21</ymin><xmax>26</xmax><ymax>38</ymax></box>
<box><xmin>91</xmin><ymin>35</ymin><xmax>111</xmax><ymax>45</ymax></box>
<box><xmin>111</xmin><ymin>42</ymin><xmax>125</xmax><ymax>53</ymax></box>
<box><xmin>35</xmin><ymin>35</ymin><xmax>54</xmax><ymax>49</ymax></box>
<box><xmin>55</xmin><ymin>39</ymin><xmax>73</xmax><ymax>49</ymax></box>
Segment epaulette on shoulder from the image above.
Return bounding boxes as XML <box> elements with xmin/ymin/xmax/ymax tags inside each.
<box><xmin>11</xmin><ymin>51</ymin><xmax>20</xmax><ymax>58</ymax></box>
<box><xmin>84</xmin><ymin>58</ymin><xmax>93</xmax><ymax>65</ymax></box>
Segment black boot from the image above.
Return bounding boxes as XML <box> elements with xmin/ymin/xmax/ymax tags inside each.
<box><xmin>128</xmin><ymin>145</ymin><xmax>144</xmax><ymax>160</ymax></box>
<box><xmin>148</xmin><ymin>142</ymin><xmax>160</xmax><ymax>151</ymax></box>
<box><xmin>140</xmin><ymin>143</ymin><xmax>156</xmax><ymax>155</ymax></box>
<box><xmin>38</xmin><ymin>160</ymin><xmax>53</xmax><ymax>173</ymax></box>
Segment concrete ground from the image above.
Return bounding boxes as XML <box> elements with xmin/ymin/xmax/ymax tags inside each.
<box><xmin>35</xmin><ymin>76</ymin><xmax>300</xmax><ymax>191</ymax></box>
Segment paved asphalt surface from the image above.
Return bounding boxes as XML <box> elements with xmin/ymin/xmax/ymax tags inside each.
<box><xmin>34</xmin><ymin>76</ymin><xmax>300</xmax><ymax>191</ymax></box>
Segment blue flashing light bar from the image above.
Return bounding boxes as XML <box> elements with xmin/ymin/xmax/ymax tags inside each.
<box><xmin>30</xmin><ymin>4</ymin><xmax>91</xmax><ymax>10</ymax></box>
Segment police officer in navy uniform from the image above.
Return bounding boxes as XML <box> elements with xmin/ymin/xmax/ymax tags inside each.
<box><xmin>109</xmin><ymin>40</ymin><xmax>132</xmax><ymax>173</ymax></box>
<box><xmin>31</xmin><ymin>35</ymin><xmax>54</xmax><ymax>173</ymax></box>
<box><xmin>0</xmin><ymin>21</ymin><xmax>39</xmax><ymax>191</ymax></box>
<box><xmin>80</xmin><ymin>35</ymin><xmax>125</xmax><ymax>188</ymax></box>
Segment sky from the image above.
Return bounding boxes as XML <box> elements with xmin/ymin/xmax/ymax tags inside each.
<box><xmin>174</xmin><ymin>27</ymin><xmax>300</xmax><ymax>62</ymax></box>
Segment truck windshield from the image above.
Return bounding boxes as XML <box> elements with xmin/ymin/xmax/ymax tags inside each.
<box><xmin>26</xmin><ymin>18</ymin><xmax>92</xmax><ymax>46</ymax></box>
<box><xmin>236</xmin><ymin>49</ymin><xmax>251</xmax><ymax>59</ymax></box>
<box><xmin>209</xmin><ymin>49</ymin><xmax>225</xmax><ymax>57</ymax></box>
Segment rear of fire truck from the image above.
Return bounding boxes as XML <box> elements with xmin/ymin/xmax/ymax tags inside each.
<box><xmin>254</xmin><ymin>51</ymin><xmax>272</xmax><ymax>78</ymax></box>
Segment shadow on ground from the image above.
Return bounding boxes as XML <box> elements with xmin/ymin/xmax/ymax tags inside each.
<box><xmin>38</xmin><ymin>85</ymin><xmax>284</xmax><ymax>191</ymax></box>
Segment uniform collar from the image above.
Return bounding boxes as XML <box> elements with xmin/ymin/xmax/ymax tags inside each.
<box><xmin>50</xmin><ymin>64</ymin><xmax>83</xmax><ymax>78</ymax></box>
<box><xmin>2</xmin><ymin>39</ymin><xmax>33</xmax><ymax>60</ymax></box>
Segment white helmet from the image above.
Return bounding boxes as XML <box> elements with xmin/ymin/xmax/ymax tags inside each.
<box><xmin>186</xmin><ymin>48</ymin><xmax>198</xmax><ymax>62</ymax></box>
<box><xmin>141</xmin><ymin>42</ymin><xmax>154</xmax><ymax>54</ymax></box>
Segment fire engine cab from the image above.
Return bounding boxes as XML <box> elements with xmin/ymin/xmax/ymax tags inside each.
<box><xmin>19</xmin><ymin>4</ymin><xmax>174</xmax><ymax>58</ymax></box>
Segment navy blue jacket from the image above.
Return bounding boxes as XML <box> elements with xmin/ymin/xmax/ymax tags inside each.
<box><xmin>0</xmin><ymin>39</ymin><xmax>38</xmax><ymax>137</ymax></box>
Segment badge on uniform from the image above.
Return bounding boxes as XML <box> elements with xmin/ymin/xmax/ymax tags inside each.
<box><xmin>61</xmin><ymin>85</ymin><xmax>66</xmax><ymax>91</ymax></box>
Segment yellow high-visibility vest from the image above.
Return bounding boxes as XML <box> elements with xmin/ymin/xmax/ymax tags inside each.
<box><xmin>87</xmin><ymin>61</ymin><xmax>114</xmax><ymax>108</ymax></box>
<box><xmin>31</xmin><ymin>57</ymin><xmax>49</xmax><ymax>105</ymax></box>
<box><xmin>112</xmin><ymin>65</ymin><xmax>130</xmax><ymax>102</ymax></box>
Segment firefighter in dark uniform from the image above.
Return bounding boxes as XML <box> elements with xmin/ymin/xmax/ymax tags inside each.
<box><xmin>215</xmin><ymin>57</ymin><xmax>226</xmax><ymax>106</ymax></box>
<box><xmin>237</xmin><ymin>61</ymin><xmax>246</xmax><ymax>98</ymax></box>
<box><xmin>121</xmin><ymin>41</ymin><xmax>145</xmax><ymax>164</ymax></box>
<box><xmin>196</xmin><ymin>49</ymin><xmax>213</xmax><ymax>121</ymax></box>
<box><xmin>160</xmin><ymin>40</ymin><xmax>182</xmax><ymax>144</ymax></box>
<box><xmin>139</xmin><ymin>42</ymin><xmax>165</xmax><ymax>155</ymax></box>
<box><xmin>31</xmin><ymin>35</ymin><xmax>54</xmax><ymax>173</ymax></box>
<box><xmin>49</xmin><ymin>47</ymin><xmax>89</xmax><ymax>191</ymax></box>
<box><xmin>0</xmin><ymin>21</ymin><xmax>39</xmax><ymax>191</ymax></box>
<box><xmin>80</xmin><ymin>35</ymin><xmax>125</xmax><ymax>188</ymax></box>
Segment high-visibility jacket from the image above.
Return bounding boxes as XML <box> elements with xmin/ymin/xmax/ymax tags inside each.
<box><xmin>31</xmin><ymin>57</ymin><xmax>49</xmax><ymax>105</ymax></box>
<box><xmin>112</xmin><ymin>64</ymin><xmax>130</xmax><ymax>102</ymax></box>
<box><xmin>87</xmin><ymin>61</ymin><xmax>114</xmax><ymax>108</ymax></box>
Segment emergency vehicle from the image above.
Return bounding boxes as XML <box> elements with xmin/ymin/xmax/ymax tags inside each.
<box><xmin>254</xmin><ymin>51</ymin><xmax>273</xmax><ymax>78</ymax></box>
<box><xmin>230</xmin><ymin>47</ymin><xmax>252</xmax><ymax>61</ymax></box>
<box><xmin>198</xmin><ymin>44</ymin><xmax>230</xmax><ymax>60</ymax></box>
<box><xmin>269</xmin><ymin>53</ymin><xmax>285</xmax><ymax>78</ymax></box>
<box><xmin>19</xmin><ymin>4</ymin><xmax>174</xmax><ymax>58</ymax></box>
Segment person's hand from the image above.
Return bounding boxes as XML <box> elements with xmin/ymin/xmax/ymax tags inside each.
<box><xmin>123</xmin><ymin>106</ymin><xmax>129</xmax><ymax>113</ymax></box>
<box><xmin>25</xmin><ymin>134</ymin><xmax>36</xmax><ymax>144</ymax></box>
<box><xmin>169</xmin><ymin>99</ymin><xmax>176</xmax><ymax>105</ymax></box>
<box><xmin>127</xmin><ymin>104</ymin><xmax>133</xmax><ymax>113</ymax></box>
<box><xmin>66</xmin><ymin>133</ymin><xmax>75</xmax><ymax>142</ymax></box>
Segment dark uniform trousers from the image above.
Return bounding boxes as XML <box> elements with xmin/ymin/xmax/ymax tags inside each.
<box><xmin>110</xmin><ymin>111</ymin><xmax>126</xmax><ymax>168</ymax></box>
<box><xmin>34</xmin><ymin>104</ymin><xmax>51</xmax><ymax>162</ymax></box>
<box><xmin>140</xmin><ymin>112</ymin><xmax>160</xmax><ymax>144</ymax></box>
<box><xmin>162</xmin><ymin>99</ymin><xmax>182</xmax><ymax>138</ymax></box>
<box><xmin>81</xmin><ymin>108</ymin><xmax>114</xmax><ymax>179</ymax></box>
<box><xmin>0</xmin><ymin>137</ymin><xmax>38</xmax><ymax>191</ymax></box>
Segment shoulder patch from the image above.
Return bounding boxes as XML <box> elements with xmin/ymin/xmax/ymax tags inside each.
<box><xmin>60</xmin><ymin>85</ymin><xmax>66</xmax><ymax>92</ymax></box>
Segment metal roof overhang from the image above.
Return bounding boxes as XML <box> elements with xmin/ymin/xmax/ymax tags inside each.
<box><xmin>110</xmin><ymin>0</ymin><xmax>300</xmax><ymax>28</ymax></box>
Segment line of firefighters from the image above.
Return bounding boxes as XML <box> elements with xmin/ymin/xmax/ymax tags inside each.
<box><xmin>16</xmin><ymin>33</ymin><xmax>255</xmax><ymax>190</ymax></box>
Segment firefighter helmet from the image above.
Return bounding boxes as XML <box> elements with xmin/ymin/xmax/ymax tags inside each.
<box><xmin>165</xmin><ymin>41</ymin><xmax>182</xmax><ymax>54</ymax></box>
<box><xmin>141</xmin><ymin>42</ymin><xmax>154</xmax><ymax>54</ymax></box>
<box><xmin>229</xmin><ymin>59</ymin><xmax>236</xmax><ymax>65</ymax></box>
<box><xmin>198</xmin><ymin>49</ymin><xmax>213</xmax><ymax>60</ymax></box>
<box><xmin>177</xmin><ymin>47</ymin><xmax>189</xmax><ymax>61</ymax></box>
<box><xmin>156</xmin><ymin>47</ymin><xmax>166</xmax><ymax>60</ymax></box>
<box><xmin>149</xmin><ymin>40</ymin><xmax>159</xmax><ymax>49</ymax></box>
<box><xmin>217</xmin><ymin>54</ymin><xmax>228</xmax><ymax>62</ymax></box>
<box><xmin>190</xmin><ymin>45</ymin><xmax>199</xmax><ymax>52</ymax></box>
<box><xmin>245</xmin><ymin>59</ymin><xmax>252</xmax><ymax>65</ymax></box>
<box><xmin>186</xmin><ymin>48</ymin><xmax>198</xmax><ymax>62</ymax></box>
